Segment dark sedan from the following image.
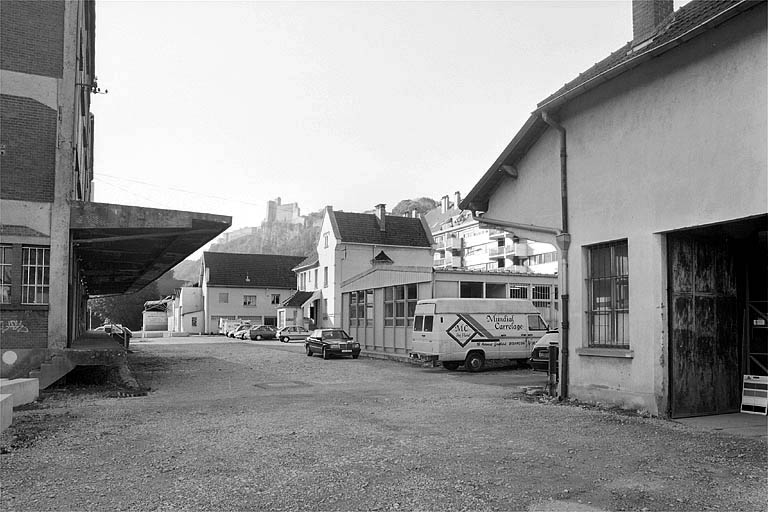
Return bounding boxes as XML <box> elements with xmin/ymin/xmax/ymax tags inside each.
<box><xmin>305</xmin><ymin>328</ymin><xmax>361</xmax><ymax>360</ymax></box>
<box><xmin>248</xmin><ymin>325</ymin><xmax>277</xmax><ymax>340</ymax></box>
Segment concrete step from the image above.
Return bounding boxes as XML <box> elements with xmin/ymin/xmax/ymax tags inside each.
<box><xmin>1</xmin><ymin>393</ymin><xmax>13</xmax><ymax>433</ymax></box>
<box><xmin>0</xmin><ymin>378</ymin><xmax>39</xmax><ymax>407</ymax></box>
<box><xmin>29</xmin><ymin>354</ymin><xmax>76</xmax><ymax>389</ymax></box>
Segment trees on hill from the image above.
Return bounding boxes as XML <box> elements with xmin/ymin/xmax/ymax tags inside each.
<box><xmin>391</xmin><ymin>197</ymin><xmax>439</xmax><ymax>217</ymax></box>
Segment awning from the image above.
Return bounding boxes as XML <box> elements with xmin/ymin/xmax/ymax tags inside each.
<box><xmin>279</xmin><ymin>290</ymin><xmax>322</xmax><ymax>309</ymax></box>
<box><xmin>71</xmin><ymin>202</ymin><xmax>231</xmax><ymax>296</ymax></box>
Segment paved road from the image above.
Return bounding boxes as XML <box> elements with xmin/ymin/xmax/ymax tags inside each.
<box><xmin>1</xmin><ymin>336</ymin><xmax>766</xmax><ymax>511</ymax></box>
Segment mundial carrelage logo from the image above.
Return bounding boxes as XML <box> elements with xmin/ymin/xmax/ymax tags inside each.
<box><xmin>447</xmin><ymin>315</ymin><xmax>481</xmax><ymax>347</ymax></box>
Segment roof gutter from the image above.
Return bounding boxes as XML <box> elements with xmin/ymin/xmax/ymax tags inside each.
<box><xmin>469</xmin><ymin>212</ymin><xmax>560</xmax><ymax>237</ymax></box>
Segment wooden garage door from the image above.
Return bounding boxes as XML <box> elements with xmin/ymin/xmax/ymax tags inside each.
<box><xmin>668</xmin><ymin>234</ymin><xmax>740</xmax><ymax>417</ymax></box>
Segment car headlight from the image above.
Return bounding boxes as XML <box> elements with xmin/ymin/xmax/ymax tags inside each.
<box><xmin>353</xmin><ymin>343</ymin><xmax>360</xmax><ymax>348</ymax></box>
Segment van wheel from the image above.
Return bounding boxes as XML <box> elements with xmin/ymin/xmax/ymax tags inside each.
<box><xmin>443</xmin><ymin>362</ymin><xmax>460</xmax><ymax>371</ymax></box>
<box><xmin>465</xmin><ymin>352</ymin><xmax>485</xmax><ymax>372</ymax></box>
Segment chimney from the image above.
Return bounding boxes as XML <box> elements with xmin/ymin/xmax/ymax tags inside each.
<box><xmin>375</xmin><ymin>203</ymin><xmax>386</xmax><ymax>231</ymax></box>
<box><xmin>632</xmin><ymin>0</ymin><xmax>673</xmax><ymax>46</ymax></box>
<box><xmin>441</xmin><ymin>195</ymin><xmax>449</xmax><ymax>214</ymax></box>
<box><xmin>454</xmin><ymin>191</ymin><xmax>461</xmax><ymax>209</ymax></box>
<box><xmin>411</xmin><ymin>208</ymin><xmax>418</xmax><ymax>218</ymax></box>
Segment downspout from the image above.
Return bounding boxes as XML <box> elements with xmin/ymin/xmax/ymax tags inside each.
<box><xmin>541</xmin><ymin>111</ymin><xmax>571</xmax><ymax>400</ymax></box>
<box><xmin>468</xmin><ymin>213</ymin><xmax>561</xmax><ymax>238</ymax></box>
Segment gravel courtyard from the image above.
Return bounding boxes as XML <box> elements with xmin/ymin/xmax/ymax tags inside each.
<box><xmin>1</xmin><ymin>337</ymin><xmax>766</xmax><ymax>512</ymax></box>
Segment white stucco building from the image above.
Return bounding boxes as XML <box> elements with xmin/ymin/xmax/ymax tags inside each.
<box><xmin>199</xmin><ymin>252</ymin><xmax>305</xmax><ymax>334</ymax></box>
<box><xmin>287</xmin><ymin>205</ymin><xmax>434</xmax><ymax>329</ymax></box>
<box><xmin>461</xmin><ymin>0</ymin><xmax>767</xmax><ymax>418</ymax></box>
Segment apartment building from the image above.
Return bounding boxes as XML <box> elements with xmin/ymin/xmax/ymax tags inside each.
<box><xmin>426</xmin><ymin>192</ymin><xmax>557</xmax><ymax>274</ymax></box>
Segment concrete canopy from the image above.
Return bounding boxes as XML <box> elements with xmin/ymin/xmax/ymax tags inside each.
<box><xmin>70</xmin><ymin>202</ymin><xmax>231</xmax><ymax>296</ymax></box>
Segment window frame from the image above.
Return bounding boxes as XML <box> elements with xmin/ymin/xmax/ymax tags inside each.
<box><xmin>243</xmin><ymin>295</ymin><xmax>257</xmax><ymax>306</ymax></box>
<box><xmin>0</xmin><ymin>245</ymin><xmax>11</xmax><ymax>304</ymax></box>
<box><xmin>586</xmin><ymin>240</ymin><xmax>629</xmax><ymax>349</ymax></box>
<box><xmin>21</xmin><ymin>246</ymin><xmax>50</xmax><ymax>305</ymax></box>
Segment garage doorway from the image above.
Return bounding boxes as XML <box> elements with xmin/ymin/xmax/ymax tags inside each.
<box><xmin>667</xmin><ymin>215</ymin><xmax>768</xmax><ymax>418</ymax></box>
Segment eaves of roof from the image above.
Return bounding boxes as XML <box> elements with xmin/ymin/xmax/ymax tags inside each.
<box><xmin>460</xmin><ymin>0</ymin><xmax>760</xmax><ymax>213</ymax></box>
<box><xmin>293</xmin><ymin>254</ymin><xmax>319</xmax><ymax>271</ymax></box>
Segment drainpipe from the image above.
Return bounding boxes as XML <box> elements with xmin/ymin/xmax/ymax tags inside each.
<box><xmin>541</xmin><ymin>111</ymin><xmax>570</xmax><ymax>400</ymax></box>
<box><xmin>469</xmin><ymin>212</ymin><xmax>561</xmax><ymax>238</ymax></box>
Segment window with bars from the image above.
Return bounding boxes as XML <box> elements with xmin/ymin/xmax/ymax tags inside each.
<box><xmin>0</xmin><ymin>245</ymin><xmax>11</xmax><ymax>304</ymax></box>
<box><xmin>532</xmin><ymin>285</ymin><xmax>551</xmax><ymax>309</ymax></box>
<box><xmin>510</xmin><ymin>284</ymin><xmax>528</xmax><ymax>299</ymax></box>
<box><xmin>587</xmin><ymin>240</ymin><xmax>629</xmax><ymax>348</ymax></box>
<box><xmin>21</xmin><ymin>246</ymin><xmax>49</xmax><ymax>305</ymax></box>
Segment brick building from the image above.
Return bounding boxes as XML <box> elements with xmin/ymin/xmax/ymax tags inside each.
<box><xmin>0</xmin><ymin>1</ymin><xmax>230</xmax><ymax>383</ymax></box>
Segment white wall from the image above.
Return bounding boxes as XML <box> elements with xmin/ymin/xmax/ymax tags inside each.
<box><xmin>481</xmin><ymin>11</ymin><xmax>767</xmax><ymax>415</ymax></box>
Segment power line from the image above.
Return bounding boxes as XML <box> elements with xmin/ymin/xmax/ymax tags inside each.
<box><xmin>94</xmin><ymin>174</ymin><xmax>266</xmax><ymax>208</ymax></box>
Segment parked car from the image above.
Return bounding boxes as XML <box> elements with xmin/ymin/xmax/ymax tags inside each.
<box><xmin>276</xmin><ymin>325</ymin><xmax>311</xmax><ymax>343</ymax></box>
<box><xmin>229</xmin><ymin>323</ymin><xmax>251</xmax><ymax>339</ymax></box>
<box><xmin>248</xmin><ymin>325</ymin><xmax>277</xmax><ymax>341</ymax></box>
<box><xmin>305</xmin><ymin>328</ymin><xmax>360</xmax><ymax>359</ymax></box>
<box><xmin>94</xmin><ymin>324</ymin><xmax>132</xmax><ymax>337</ymax></box>
<box><xmin>529</xmin><ymin>331</ymin><xmax>559</xmax><ymax>372</ymax></box>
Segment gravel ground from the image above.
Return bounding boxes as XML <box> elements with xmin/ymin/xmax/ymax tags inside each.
<box><xmin>1</xmin><ymin>337</ymin><xmax>766</xmax><ymax>512</ymax></box>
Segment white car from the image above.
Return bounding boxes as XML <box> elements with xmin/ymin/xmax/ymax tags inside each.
<box><xmin>94</xmin><ymin>324</ymin><xmax>132</xmax><ymax>337</ymax></box>
<box><xmin>276</xmin><ymin>325</ymin><xmax>311</xmax><ymax>343</ymax></box>
<box><xmin>529</xmin><ymin>331</ymin><xmax>559</xmax><ymax>372</ymax></box>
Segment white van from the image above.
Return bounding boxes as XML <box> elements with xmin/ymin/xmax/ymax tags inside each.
<box><xmin>409</xmin><ymin>298</ymin><xmax>549</xmax><ymax>371</ymax></box>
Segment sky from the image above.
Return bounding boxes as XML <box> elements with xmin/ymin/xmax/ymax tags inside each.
<box><xmin>91</xmin><ymin>0</ymin><xmax>692</xmax><ymax>235</ymax></box>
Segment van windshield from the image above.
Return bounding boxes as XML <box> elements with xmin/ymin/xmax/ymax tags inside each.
<box><xmin>528</xmin><ymin>315</ymin><xmax>548</xmax><ymax>331</ymax></box>
<box><xmin>414</xmin><ymin>316</ymin><xmax>424</xmax><ymax>331</ymax></box>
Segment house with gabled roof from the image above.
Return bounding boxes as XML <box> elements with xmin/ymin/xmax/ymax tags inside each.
<box><xmin>199</xmin><ymin>252</ymin><xmax>305</xmax><ymax>333</ymax></box>
<box><xmin>286</xmin><ymin>205</ymin><xmax>434</xmax><ymax>330</ymax></box>
<box><xmin>461</xmin><ymin>0</ymin><xmax>767</xmax><ymax>418</ymax></box>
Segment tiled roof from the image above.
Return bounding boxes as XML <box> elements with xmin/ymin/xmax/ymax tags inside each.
<box><xmin>293</xmin><ymin>252</ymin><xmax>319</xmax><ymax>271</ymax></box>
<box><xmin>539</xmin><ymin>0</ymin><xmax>753</xmax><ymax>109</ymax></box>
<box><xmin>281</xmin><ymin>290</ymin><xmax>315</xmax><ymax>307</ymax></box>
<box><xmin>203</xmin><ymin>252</ymin><xmax>305</xmax><ymax>288</ymax></box>
<box><xmin>332</xmin><ymin>211</ymin><xmax>431</xmax><ymax>247</ymax></box>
